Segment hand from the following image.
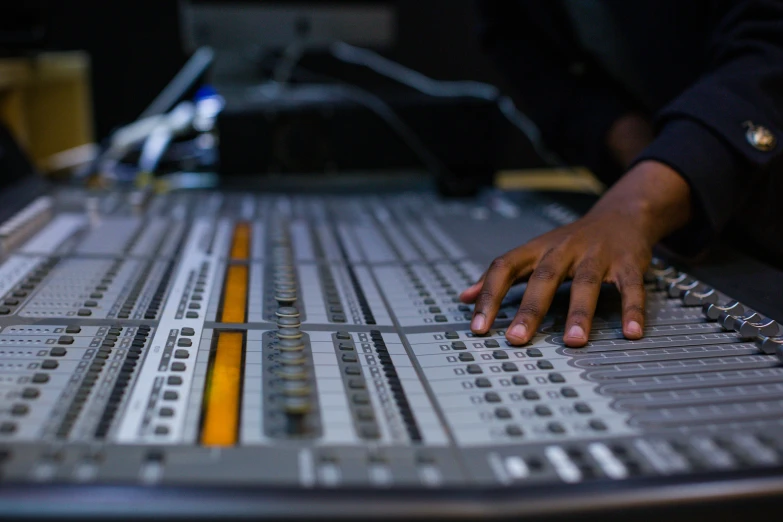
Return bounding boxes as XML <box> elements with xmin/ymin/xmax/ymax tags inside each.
<box><xmin>460</xmin><ymin>161</ymin><xmax>692</xmax><ymax>348</ymax></box>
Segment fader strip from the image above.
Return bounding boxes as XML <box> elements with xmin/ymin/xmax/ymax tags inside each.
<box><xmin>0</xmin><ymin>189</ymin><xmax>782</xmax><ymax>494</ymax></box>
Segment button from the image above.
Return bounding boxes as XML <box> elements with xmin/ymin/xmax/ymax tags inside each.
<box><xmin>534</xmin><ymin>405</ymin><xmax>552</xmax><ymax>417</ymax></box>
<box><xmin>77</xmin><ymin>309</ymin><xmax>92</xmax><ymax>317</ymax></box>
<box><xmin>65</xmin><ymin>325</ymin><xmax>81</xmax><ymax>334</ymax></box>
<box><xmin>506</xmin><ymin>425</ymin><xmax>523</xmax><ymax>437</ymax></box>
<box><xmin>50</xmin><ymin>347</ymin><xmax>67</xmax><ymax>357</ymax></box>
<box><xmin>458</xmin><ymin>353</ymin><xmax>475</xmax><ymax>362</ymax></box>
<box><xmin>337</xmin><ymin>342</ymin><xmax>354</xmax><ymax>351</ymax></box>
<box><xmin>434</xmin><ymin>315</ymin><xmax>447</xmax><ymax>323</ymax></box>
<box><xmin>342</xmin><ymin>353</ymin><xmax>358</xmax><ymax>363</ymax></box>
<box><xmin>84</xmin><ymin>300</ymin><xmax>98</xmax><ymax>307</ymax></box>
<box><xmin>170</xmin><ymin>362</ymin><xmax>186</xmax><ymax>372</ymax></box>
<box><xmin>475</xmin><ymin>377</ymin><xmax>492</xmax><ymax>388</ymax></box>
<box><xmin>181</xmin><ymin>327</ymin><xmax>195</xmax><ymax>336</ymax></box>
<box><xmin>177</xmin><ymin>338</ymin><xmax>192</xmax><ymax>347</ymax></box>
<box><xmin>159</xmin><ymin>407</ymin><xmax>175</xmax><ymax>418</ymax></box>
<box><xmin>548</xmin><ymin>422</ymin><xmax>566</xmax><ymax>434</ymax></box>
<box><xmin>561</xmin><ymin>387</ymin><xmax>579</xmax><ymax>398</ymax></box>
<box><xmin>355</xmin><ymin>409</ymin><xmax>375</xmax><ymax>422</ymax></box>
<box><xmin>451</xmin><ymin>341</ymin><xmax>466</xmax><ymax>350</ymax></box>
<box><xmin>574</xmin><ymin>402</ymin><xmax>592</xmax><ymax>414</ymax></box>
<box><xmin>167</xmin><ymin>376</ymin><xmax>183</xmax><ymax>385</ymax></box>
<box><xmin>331</xmin><ymin>313</ymin><xmax>346</xmax><ymax>323</ymax></box>
<box><xmin>444</xmin><ymin>332</ymin><xmax>459</xmax><ymax>340</ymax></box>
<box><xmin>484</xmin><ymin>392</ymin><xmax>501</xmax><ymax>403</ymax></box>
<box><xmin>492</xmin><ymin>350</ymin><xmax>508</xmax><ymax>360</ymax></box>
<box><xmin>41</xmin><ymin>360</ymin><xmax>58</xmax><ymax>370</ymax></box>
<box><xmin>185</xmin><ymin>311</ymin><xmax>198</xmax><ymax>319</ymax></box>
<box><xmin>523</xmin><ymin>389</ymin><xmax>540</xmax><ymax>401</ymax></box>
<box><xmin>424</xmin><ymin>298</ymin><xmax>436</xmax><ymax>305</ymax></box>
<box><xmin>484</xmin><ymin>339</ymin><xmax>500</xmax><ymax>348</ymax></box>
<box><xmin>344</xmin><ymin>366</ymin><xmax>361</xmax><ymax>376</ymax></box>
<box><xmin>589</xmin><ymin>419</ymin><xmax>608</xmax><ymax>431</ymax></box>
<box><xmin>163</xmin><ymin>391</ymin><xmax>179</xmax><ymax>401</ymax></box>
<box><xmin>501</xmin><ymin>362</ymin><xmax>518</xmax><ymax>372</ymax></box>
<box><xmin>466</xmin><ymin>364</ymin><xmax>483</xmax><ymax>374</ymax></box>
<box><xmin>11</xmin><ymin>404</ymin><xmax>29</xmax><ymax>416</ymax></box>
<box><xmin>548</xmin><ymin>373</ymin><xmax>566</xmax><ymax>383</ymax></box>
<box><xmin>352</xmin><ymin>392</ymin><xmax>371</xmax><ymax>405</ymax></box>
<box><xmin>745</xmin><ymin>121</ymin><xmax>777</xmax><ymax>151</ymax></box>
<box><xmin>348</xmin><ymin>378</ymin><xmax>366</xmax><ymax>390</ymax></box>
<box><xmin>12</xmin><ymin>290</ymin><xmax>27</xmax><ymax>297</ymax></box>
<box><xmin>495</xmin><ymin>407</ymin><xmax>511</xmax><ymax>419</ymax></box>
<box><xmin>428</xmin><ymin>306</ymin><xmax>442</xmax><ymax>314</ymax></box>
<box><xmin>188</xmin><ymin>303</ymin><xmax>201</xmax><ymax>310</ymax></box>
<box><xmin>4</xmin><ymin>299</ymin><xmax>19</xmax><ymax>306</ymax></box>
<box><xmin>22</xmin><ymin>388</ymin><xmax>40</xmax><ymax>399</ymax></box>
<box><xmin>0</xmin><ymin>422</ymin><xmax>17</xmax><ymax>434</ymax></box>
<box><xmin>526</xmin><ymin>348</ymin><xmax>542</xmax><ymax>357</ymax></box>
<box><xmin>336</xmin><ymin>332</ymin><xmax>351</xmax><ymax>340</ymax></box>
<box><xmin>537</xmin><ymin>360</ymin><xmax>553</xmax><ymax>370</ymax></box>
<box><xmin>359</xmin><ymin>425</ymin><xmax>381</xmax><ymax>439</ymax></box>
<box><xmin>174</xmin><ymin>349</ymin><xmax>189</xmax><ymax>359</ymax></box>
<box><xmin>512</xmin><ymin>375</ymin><xmax>528</xmax><ymax>386</ymax></box>
<box><xmin>57</xmin><ymin>335</ymin><xmax>74</xmax><ymax>345</ymax></box>
<box><xmin>154</xmin><ymin>426</ymin><xmax>170</xmax><ymax>435</ymax></box>
<box><xmin>90</xmin><ymin>292</ymin><xmax>103</xmax><ymax>299</ymax></box>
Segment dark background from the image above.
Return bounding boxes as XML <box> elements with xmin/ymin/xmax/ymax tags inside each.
<box><xmin>2</xmin><ymin>0</ymin><xmax>513</xmax><ymax>141</ymax></box>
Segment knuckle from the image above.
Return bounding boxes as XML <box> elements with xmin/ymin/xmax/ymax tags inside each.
<box><xmin>573</xmin><ymin>269</ymin><xmax>602</xmax><ymax>286</ymax></box>
<box><xmin>516</xmin><ymin>303</ymin><xmax>543</xmax><ymax>320</ymax></box>
<box><xmin>531</xmin><ymin>265</ymin><xmax>558</xmax><ymax>283</ymax></box>
<box><xmin>489</xmin><ymin>256</ymin><xmax>512</xmax><ymax>273</ymax></box>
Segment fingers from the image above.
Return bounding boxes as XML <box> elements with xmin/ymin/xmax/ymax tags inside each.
<box><xmin>506</xmin><ymin>249</ymin><xmax>566</xmax><ymax>345</ymax></box>
<box><xmin>615</xmin><ymin>261</ymin><xmax>646</xmax><ymax>339</ymax></box>
<box><xmin>563</xmin><ymin>257</ymin><xmax>606</xmax><ymax>347</ymax></box>
<box><xmin>468</xmin><ymin>250</ymin><xmax>536</xmax><ymax>335</ymax></box>
<box><xmin>458</xmin><ymin>272</ymin><xmax>486</xmax><ymax>304</ymax></box>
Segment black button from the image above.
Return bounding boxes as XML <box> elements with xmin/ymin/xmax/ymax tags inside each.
<box><xmin>348</xmin><ymin>379</ymin><xmax>366</xmax><ymax>390</ymax></box>
<box><xmin>159</xmin><ymin>407</ymin><xmax>174</xmax><ymax>417</ymax></box>
<box><xmin>548</xmin><ymin>422</ymin><xmax>566</xmax><ymax>434</ymax></box>
<box><xmin>188</xmin><ymin>303</ymin><xmax>201</xmax><ymax>310</ymax></box>
<box><xmin>434</xmin><ymin>315</ymin><xmax>447</xmax><ymax>323</ymax></box>
<box><xmin>458</xmin><ymin>304</ymin><xmax>470</xmax><ymax>312</ymax></box>
<box><xmin>77</xmin><ymin>308</ymin><xmax>92</xmax><ymax>316</ymax></box>
<box><xmin>344</xmin><ymin>366</ymin><xmax>361</xmax><ymax>376</ymax></box>
<box><xmin>534</xmin><ymin>405</ymin><xmax>552</xmax><ymax>417</ymax></box>
<box><xmin>458</xmin><ymin>353</ymin><xmax>475</xmax><ymax>362</ymax></box>
<box><xmin>89</xmin><ymin>292</ymin><xmax>103</xmax><ymax>299</ymax></box>
<box><xmin>506</xmin><ymin>425</ymin><xmax>523</xmax><ymax>437</ymax></box>
<box><xmin>424</xmin><ymin>298</ymin><xmax>436</xmax><ymax>305</ymax></box>
<box><xmin>537</xmin><ymin>360</ymin><xmax>553</xmax><ymax>370</ymax></box>
<box><xmin>338</xmin><ymin>342</ymin><xmax>354</xmax><ymax>351</ymax></box>
<box><xmin>548</xmin><ymin>373</ymin><xmax>566</xmax><ymax>383</ymax></box>
<box><xmin>526</xmin><ymin>348</ymin><xmax>542</xmax><ymax>357</ymax></box>
<box><xmin>494</xmin><ymin>407</ymin><xmax>511</xmax><ymax>419</ymax></box>
<box><xmin>41</xmin><ymin>360</ymin><xmax>58</xmax><ymax>370</ymax></box>
<box><xmin>342</xmin><ymin>353</ymin><xmax>358</xmax><ymax>363</ymax></box>
<box><xmin>335</xmin><ymin>332</ymin><xmax>351</xmax><ymax>340</ymax></box>
<box><xmin>65</xmin><ymin>325</ymin><xmax>81</xmax><ymax>334</ymax></box>
<box><xmin>11</xmin><ymin>404</ymin><xmax>29</xmax><ymax>416</ymax></box>
<box><xmin>162</xmin><ymin>391</ymin><xmax>178</xmax><ymax>401</ymax></box>
<box><xmin>4</xmin><ymin>298</ymin><xmax>19</xmax><ymax>306</ymax></box>
<box><xmin>84</xmin><ymin>300</ymin><xmax>98</xmax><ymax>307</ymax></box>
<box><xmin>332</xmin><ymin>313</ymin><xmax>346</xmax><ymax>323</ymax></box>
<box><xmin>154</xmin><ymin>426</ymin><xmax>169</xmax><ymax>435</ymax></box>
<box><xmin>174</xmin><ymin>349</ymin><xmax>189</xmax><ymax>359</ymax></box>
<box><xmin>0</xmin><ymin>422</ymin><xmax>17</xmax><ymax>434</ymax></box>
<box><xmin>574</xmin><ymin>402</ymin><xmax>592</xmax><ymax>414</ymax></box>
<box><xmin>12</xmin><ymin>290</ymin><xmax>27</xmax><ymax>297</ymax></box>
<box><xmin>177</xmin><ymin>338</ymin><xmax>192</xmax><ymax>347</ymax></box>
<box><xmin>466</xmin><ymin>364</ymin><xmax>483</xmax><ymax>374</ymax></box>
<box><xmin>57</xmin><ymin>335</ymin><xmax>74</xmax><ymax>345</ymax></box>
<box><xmin>181</xmin><ymin>327</ymin><xmax>195</xmax><ymax>336</ymax></box>
<box><xmin>484</xmin><ymin>339</ymin><xmax>500</xmax><ymax>348</ymax></box>
<box><xmin>492</xmin><ymin>350</ymin><xmax>508</xmax><ymax>360</ymax></box>
<box><xmin>484</xmin><ymin>392</ymin><xmax>501</xmax><ymax>403</ymax></box>
<box><xmin>589</xmin><ymin>419</ymin><xmax>608</xmax><ymax>431</ymax></box>
<box><xmin>561</xmin><ymin>387</ymin><xmax>579</xmax><ymax>398</ymax></box>
<box><xmin>167</xmin><ymin>376</ymin><xmax>183</xmax><ymax>386</ymax></box>
<box><xmin>21</xmin><ymin>388</ymin><xmax>40</xmax><ymax>399</ymax></box>
<box><xmin>512</xmin><ymin>375</ymin><xmax>529</xmax><ymax>386</ymax></box>
<box><xmin>50</xmin><ymin>347</ymin><xmax>67</xmax><ymax>357</ymax></box>
<box><xmin>170</xmin><ymin>362</ymin><xmax>186</xmax><ymax>372</ymax></box>
<box><xmin>444</xmin><ymin>332</ymin><xmax>459</xmax><ymax>340</ymax></box>
<box><xmin>451</xmin><ymin>341</ymin><xmax>466</xmax><ymax>350</ymax></box>
<box><xmin>352</xmin><ymin>392</ymin><xmax>370</xmax><ymax>405</ymax></box>
<box><xmin>501</xmin><ymin>362</ymin><xmax>518</xmax><ymax>372</ymax></box>
<box><xmin>523</xmin><ymin>389</ymin><xmax>540</xmax><ymax>401</ymax></box>
<box><xmin>428</xmin><ymin>306</ymin><xmax>442</xmax><ymax>314</ymax></box>
<box><xmin>185</xmin><ymin>311</ymin><xmax>198</xmax><ymax>319</ymax></box>
<box><xmin>475</xmin><ymin>377</ymin><xmax>492</xmax><ymax>388</ymax></box>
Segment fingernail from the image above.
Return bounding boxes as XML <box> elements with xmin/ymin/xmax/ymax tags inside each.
<box><xmin>566</xmin><ymin>325</ymin><xmax>585</xmax><ymax>341</ymax></box>
<box><xmin>471</xmin><ymin>313</ymin><xmax>486</xmax><ymax>332</ymax></box>
<box><xmin>507</xmin><ymin>324</ymin><xmax>527</xmax><ymax>342</ymax></box>
<box><xmin>626</xmin><ymin>320</ymin><xmax>642</xmax><ymax>336</ymax></box>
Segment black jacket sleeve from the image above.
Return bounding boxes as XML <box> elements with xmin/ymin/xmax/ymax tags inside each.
<box><xmin>475</xmin><ymin>0</ymin><xmax>646</xmax><ymax>183</ymax></box>
<box><xmin>632</xmin><ymin>0</ymin><xmax>783</xmax><ymax>251</ymax></box>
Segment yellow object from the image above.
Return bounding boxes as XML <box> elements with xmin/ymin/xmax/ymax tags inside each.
<box><xmin>495</xmin><ymin>167</ymin><xmax>605</xmax><ymax>194</ymax></box>
<box><xmin>230</xmin><ymin>222</ymin><xmax>251</xmax><ymax>260</ymax></box>
<box><xmin>200</xmin><ymin>332</ymin><xmax>243</xmax><ymax>446</ymax></box>
<box><xmin>221</xmin><ymin>265</ymin><xmax>248</xmax><ymax>323</ymax></box>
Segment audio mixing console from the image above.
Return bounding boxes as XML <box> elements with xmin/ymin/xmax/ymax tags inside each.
<box><xmin>0</xmin><ymin>186</ymin><xmax>782</xmax><ymax>519</ymax></box>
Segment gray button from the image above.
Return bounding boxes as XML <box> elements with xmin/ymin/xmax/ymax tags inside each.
<box><xmin>512</xmin><ymin>375</ymin><xmax>528</xmax><ymax>386</ymax></box>
<box><xmin>574</xmin><ymin>402</ymin><xmax>592</xmax><ymax>414</ymax></box>
<box><xmin>57</xmin><ymin>335</ymin><xmax>74</xmax><ymax>345</ymax></box>
<box><xmin>458</xmin><ymin>353</ymin><xmax>475</xmax><ymax>362</ymax></box>
<box><xmin>466</xmin><ymin>364</ymin><xmax>483</xmax><ymax>374</ymax></box>
<box><xmin>177</xmin><ymin>338</ymin><xmax>192</xmax><ymax>347</ymax></box>
<box><xmin>163</xmin><ymin>391</ymin><xmax>179</xmax><ymax>401</ymax></box>
<box><xmin>167</xmin><ymin>376</ymin><xmax>183</xmax><ymax>385</ymax></box>
<box><xmin>185</xmin><ymin>311</ymin><xmax>198</xmax><ymax>319</ymax></box>
<box><xmin>523</xmin><ymin>389</ymin><xmax>540</xmax><ymax>401</ymax></box>
<box><xmin>561</xmin><ymin>387</ymin><xmax>579</xmax><ymax>398</ymax></box>
<box><xmin>154</xmin><ymin>426</ymin><xmax>170</xmax><ymax>435</ymax></box>
<box><xmin>451</xmin><ymin>341</ymin><xmax>466</xmax><ymax>350</ymax></box>
<box><xmin>475</xmin><ymin>377</ymin><xmax>492</xmax><ymax>388</ymax></box>
<box><xmin>494</xmin><ymin>407</ymin><xmax>511</xmax><ymax>419</ymax></box>
<box><xmin>484</xmin><ymin>339</ymin><xmax>500</xmax><ymax>348</ymax></box>
<box><xmin>526</xmin><ymin>348</ymin><xmax>542</xmax><ymax>357</ymax></box>
<box><xmin>535</xmin><ymin>405</ymin><xmax>553</xmax><ymax>417</ymax></box>
<box><xmin>548</xmin><ymin>422</ymin><xmax>566</xmax><ymax>434</ymax></box>
<box><xmin>335</xmin><ymin>332</ymin><xmax>351</xmax><ymax>340</ymax></box>
<box><xmin>348</xmin><ymin>378</ymin><xmax>366</xmax><ymax>390</ymax></box>
<box><xmin>342</xmin><ymin>353</ymin><xmax>358</xmax><ymax>363</ymax></box>
<box><xmin>32</xmin><ymin>373</ymin><xmax>49</xmax><ymax>383</ymax></box>
<box><xmin>484</xmin><ymin>392</ymin><xmax>501</xmax><ymax>403</ymax></box>
<box><xmin>21</xmin><ymin>388</ymin><xmax>40</xmax><ymax>399</ymax></box>
<box><xmin>501</xmin><ymin>362</ymin><xmax>518</xmax><ymax>372</ymax></box>
<box><xmin>506</xmin><ymin>425</ymin><xmax>523</xmax><ymax>437</ymax></box>
<box><xmin>159</xmin><ymin>407</ymin><xmax>175</xmax><ymax>417</ymax></box>
<box><xmin>180</xmin><ymin>327</ymin><xmax>195</xmax><ymax>336</ymax></box>
<box><xmin>50</xmin><ymin>347</ymin><xmax>67</xmax><ymax>357</ymax></box>
<box><xmin>352</xmin><ymin>392</ymin><xmax>370</xmax><ymax>405</ymax></box>
<box><xmin>537</xmin><ymin>360</ymin><xmax>553</xmax><ymax>370</ymax></box>
<box><xmin>77</xmin><ymin>308</ymin><xmax>92</xmax><ymax>317</ymax></box>
<box><xmin>170</xmin><ymin>362</ymin><xmax>186</xmax><ymax>372</ymax></box>
<box><xmin>174</xmin><ymin>349</ymin><xmax>189</xmax><ymax>359</ymax></box>
<box><xmin>492</xmin><ymin>350</ymin><xmax>508</xmax><ymax>360</ymax></box>
<box><xmin>444</xmin><ymin>332</ymin><xmax>459</xmax><ymax>339</ymax></box>
<box><xmin>589</xmin><ymin>419</ymin><xmax>608</xmax><ymax>431</ymax></box>
<box><xmin>41</xmin><ymin>360</ymin><xmax>58</xmax><ymax>370</ymax></box>
<box><xmin>11</xmin><ymin>404</ymin><xmax>29</xmax><ymax>416</ymax></box>
<box><xmin>344</xmin><ymin>365</ymin><xmax>361</xmax><ymax>376</ymax></box>
<box><xmin>549</xmin><ymin>373</ymin><xmax>566</xmax><ymax>383</ymax></box>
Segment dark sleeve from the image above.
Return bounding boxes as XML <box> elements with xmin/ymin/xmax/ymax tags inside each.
<box><xmin>632</xmin><ymin>0</ymin><xmax>783</xmax><ymax>252</ymax></box>
<box><xmin>475</xmin><ymin>0</ymin><xmax>645</xmax><ymax>181</ymax></box>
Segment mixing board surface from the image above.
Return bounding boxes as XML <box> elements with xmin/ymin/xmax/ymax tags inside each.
<box><xmin>0</xmin><ymin>187</ymin><xmax>782</xmax><ymax>518</ymax></box>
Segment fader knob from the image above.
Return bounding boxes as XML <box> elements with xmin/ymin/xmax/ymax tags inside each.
<box><xmin>757</xmin><ymin>335</ymin><xmax>783</xmax><ymax>356</ymax></box>
<box><xmin>277</xmin><ymin>316</ymin><xmax>301</xmax><ymax>329</ymax></box>
<box><xmin>736</xmin><ymin>318</ymin><xmax>781</xmax><ymax>340</ymax></box>
<box><xmin>276</xmin><ymin>306</ymin><xmax>300</xmax><ymax>318</ymax></box>
<box><xmin>277</xmin><ymin>328</ymin><xmax>303</xmax><ymax>340</ymax></box>
<box><xmin>278</xmin><ymin>339</ymin><xmax>305</xmax><ymax>352</ymax></box>
<box><xmin>668</xmin><ymin>278</ymin><xmax>699</xmax><ymax>298</ymax></box>
<box><xmin>703</xmin><ymin>300</ymin><xmax>745</xmax><ymax>321</ymax></box>
<box><xmin>682</xmin><ymin>287</ymin><xmax>719</xmax><ymax>306</ymax></box>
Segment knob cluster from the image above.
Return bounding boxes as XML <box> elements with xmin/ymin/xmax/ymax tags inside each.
<box><xmin>648</xmin><ymin>258</ymin><xmax>783</xmax><ymax>360</ymax></box>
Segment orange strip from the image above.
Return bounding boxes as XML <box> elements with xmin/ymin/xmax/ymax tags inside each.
<box><xmin>200</xmin><ymin>332</ymin><xmax>243</xmax><ymax>446</ymax></box>
<box><xmin>221</xmin><ymin>265</ymin><xmax>248</xmax><ymax>323</ymax></box>
<box><xmin>230</xmin><ymin>222</ymin><xmax>251</xmax><ymax>260</ymax></box>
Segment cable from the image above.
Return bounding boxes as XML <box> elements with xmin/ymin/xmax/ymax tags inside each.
<box><xmin>331</xmin><ymin>42</ymin><xmax>566</xmax><ymax>168</ymax></box>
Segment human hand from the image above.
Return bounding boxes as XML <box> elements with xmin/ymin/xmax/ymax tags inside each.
<box><xmin>460</xmin><ymin>160</ymin><xmax>692</xmax><ymax>348</ymax></box>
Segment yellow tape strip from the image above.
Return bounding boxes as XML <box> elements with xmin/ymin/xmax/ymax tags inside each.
<box><xmin>200</xmin><ymin>331</ymin><xmax>243</xmax><ymax>446</ymax></box>
<box><xmin>230</xmin><ymin>222</ymin><xmax>251</xmax><ymax>260</ymax></box>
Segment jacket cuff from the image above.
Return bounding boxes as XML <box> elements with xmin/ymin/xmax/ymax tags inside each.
<box><xmin>631</xmin><ymin>119</ymin><xmax>745</xmax><ymax>255</ymax></box>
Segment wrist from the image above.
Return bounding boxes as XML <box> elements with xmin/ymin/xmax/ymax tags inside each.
<box><xmin>591</xmin><ymin>160</ymin><xmax>692</xmax><ymax>242</ymax></box>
